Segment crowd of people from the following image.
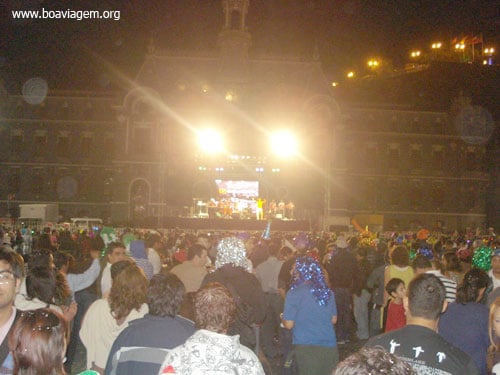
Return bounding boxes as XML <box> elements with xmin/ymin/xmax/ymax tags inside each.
<box><xmin>0</xmin><ymin>224</ymin><xmax>498</xmax><ymax>374</ymax></box>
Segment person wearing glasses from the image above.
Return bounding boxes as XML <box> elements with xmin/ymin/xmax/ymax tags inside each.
<box><xmin>0</xmin><ymin>247</ymin><xmax>25</xmax><ymax>374</ymax></box>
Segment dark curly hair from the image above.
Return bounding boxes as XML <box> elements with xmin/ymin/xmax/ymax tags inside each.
<box><xmin>390</xmin><ymin>246</ymin><xmax>410</xmax><ymax>267</ymax></box>
<box><xmin>26</xmin><ymin>266</ymin><xmax>56</xmax><ymax>305</ymax></box>
<box><xmin>457</xmin><ymin>268</ymin><xmax>489</xmax><ymax>304</ymax></box>
<box><xmin>334</xmin><ymin>347</ymin><xmax>416</xmax><ymax>375</ymax></box>
<box><xmin>147</xmin><ymin>272</ymin><xmax>185</xmax><ymax>318</ymax></box>
<box><xmin>109</xmin><ymin>263</ymin><xmax>148</xmax><ymax>321</ymax></box>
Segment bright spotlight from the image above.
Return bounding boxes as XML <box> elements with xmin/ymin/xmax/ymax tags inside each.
<box><xmin>270</xmin><ymin>131</ymin><xmax>298</xmax><ymax>158</ymax></box>
<box><xmin>198</xmin><ymin>129</ymin><xmax>224</xmax><ymax>154</ymax></box>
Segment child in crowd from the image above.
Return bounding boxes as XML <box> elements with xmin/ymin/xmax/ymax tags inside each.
<box><xmin>384</xmin><ymin>278</ymin><xmax>406</xmax><ymax>332</ymax></box>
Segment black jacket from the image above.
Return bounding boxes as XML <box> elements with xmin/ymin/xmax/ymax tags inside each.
<box><xmin>202</xmin><ymin>264</ymin><xmax>268</xmax><ymax>349</ymax></box>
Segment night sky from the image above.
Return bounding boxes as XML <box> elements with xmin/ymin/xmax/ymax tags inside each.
<box><xmin>0</xmin><ymin>0</ymin><xmax>497</xmax><ymax>92</ymax></box>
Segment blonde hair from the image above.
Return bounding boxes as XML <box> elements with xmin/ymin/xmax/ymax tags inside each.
<box><xmin>489</xmin><ymin>296</ymin><xmax>500</xmax><ymax>352</ymax></box>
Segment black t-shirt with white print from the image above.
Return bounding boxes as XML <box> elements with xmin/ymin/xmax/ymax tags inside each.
<box><xmin>365</xmin><ymin>324</ymin><xmax>479</xmax><ymax>375</ymax></box>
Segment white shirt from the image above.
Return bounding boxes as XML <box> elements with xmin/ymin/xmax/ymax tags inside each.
<box><xmin>489</xmin><ymin>270</ymin><xmax>500</xmax><ymax>290</ymax></box>
<box><xmin>0</xmin><ymin>307</ymin><xmax>16</xmax><ymax>344</ymax></box>
<box><xmin>147</xmin><ymin>248</ymin><xmax>162</xmax><ymax>275</ymax></box>
<box><xmin>100</xmin><ymin>262</ymin><xmax>112</xmax><ymax>297</ymax></box>
<box><xmin>80</xmin><ymin>297</ymin><xmax>148</xmax><ymax>369</ymax></box>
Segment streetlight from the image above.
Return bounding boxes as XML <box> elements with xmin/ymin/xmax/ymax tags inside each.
<box><xmin>430</xmin><ymin>42</ymin><xmax>443</xmax><ymax>61</ymax></box>
<box><xmin>367</xmin><ymin>59</ymin><xmax>380</xmax><ymax>74</ymax></box>
<box><xmin>454</xmin><ymin>42</ymin><xmax>466</xmax><ymax>62</ymax></box>
<box><xmin>484</xmin><ymin>47</ymin><xmax>495</xmax><ymax>65</ymax></box>
<box><xmin>367</xmin><ymin>59</ymin><xmax>380</xmax><ymax>68</ymax></box>
<box><xmin>346</xmin><ymin>71</ymin><xmax>355</xmax><ymax>78</ymax></box>
<box><xmin>410</xmin><ymin>50</ymin><xmax>421</xmax><ymax>58</ymax></box>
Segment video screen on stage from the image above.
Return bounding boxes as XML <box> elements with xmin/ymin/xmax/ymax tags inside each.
<box><xmin>215</xmin><ymin>180</ymin><xmax>259</xmax><ymax>198</ymax></box>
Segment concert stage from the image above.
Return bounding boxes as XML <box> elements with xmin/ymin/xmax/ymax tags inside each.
<box><xmin>159</xmin><ymin>217</ymin><xmax>310</xmax><ymax>232</ymax></box>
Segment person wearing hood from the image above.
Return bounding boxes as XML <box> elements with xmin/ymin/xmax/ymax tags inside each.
<box><xmin>130</xmin><ymin>240</ymin><xmax>154</xmax><ymax>280</ymax></box>
<box><xmin>282</xmin><ymin>256</ymin><xmax>339</xmax><ymax>375</ymax></box>
<box><xmin>201</xmin><ymin>237</ymin><xmax>267</xmax><ymax>351</ymax></box>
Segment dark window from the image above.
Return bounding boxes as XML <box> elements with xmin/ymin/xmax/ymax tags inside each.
<box><xmin>79</xmin><ymin>173</ymin><xmax>90</xmax><ymax>200</ymax></box>
<box><xmin>465</xmin><ymin>186</ymin><xmax>477</xmax><ymax>210</ymax></box>
<box><xmin>32</xmin><ymin>173</ymin><xmax>44</xmax><ymax>195</ymax></box>
<box><xmin>389</xmin><ymin>116</ymin><xmax>398</xmax><ymax>131</ymax></box>
<box><xmin>409</xmin><ymin>182</ymin><xmax>423</xmax><ymax>210</ymax></box>
<box><xmin>447</xmin><ymin>144</ymin><xmax>460</xmax><ymax>174</ymax></box>
<box><xmin>10</xmin><ymin>134</ymin><xmax>23</xmax><ymax>157</ymax></box>
<box><xmin>57</xmin><ymin>136</ymin><xmax>70</xmax><ymax>157</ymax></box>
<box><xmin>385</xmin><ymin>180</ymin><xmax>401</xmax><ymax>208</ymax></box>
<box><xmin>364</xmin><ymin>179</ymin><xmax>377</xmax><ymax>209</ymax></box>
<box><xmin>132</xmin><ymin>127</ymin><xmax>152</xmax><ymax>154</ymax></box>
<box><xmin>432</xmin><ymin>148</ymin><xmax>444</xmax><ymax>171</ymax></box>
<box><xmin>465</xmin><ymin>149</ymin><xmax>478</xmax><ymax>171</ymax></box>
<box><xmin>33</xmin><ymin>135</ymin><xmax>47</xmax><ymax>158</ymax></box>
<box><xmin>409</xmin><ymin>147</ymin><xmax>423</xmax><ymax>171</ymax></box>
<box><xmin>103</xmin><ymin>134</ymin><xmax>115</xmax><ymax>158</ymax></box>
<box><xmin>8</xmin><ymin>172</ymin><xmax>20</xmax><ymax>193</ymax></box>
<box><xmin>364</xmin><ymin>144</ymin><xmax>378</xmax><ymax>170</ymax></box>
<box><xmin>386</xmin><ymin>147</ymin><xmax>400</xmax><ymax>171</ymax></box>
<box><xmin>103</xmin><ymin>176</ymin><xmax>114</xmax><ymax>198</ymax></box>
<box><xmin>230</xmin><ymin>10</ymin><xmax>240</xmax><ymax>29</ymax></box>
<box><xmin>432</xmin><ymin>184</ymin><xmax>445</xmax><ymax>209</ymax></box>
<box><xmin>81</xmin><ymin>137</ymin><xmax>92</xmax><ymax>158</ymax></box>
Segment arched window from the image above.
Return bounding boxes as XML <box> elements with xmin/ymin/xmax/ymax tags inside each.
<box><xmin>432</xmin><ymin>182</ymin><xmax>445</xmax><ymax>210</ymax></box>
<box><xmin>431</xmin><ymin>145</ymin><xmax>444</xmax><ymax>172</ymax></box>
<box><xmin>130</xmin><ymin>179</ymin><xmax>150</xmax><ymax>221</ymax></box>
<box><xmin>230</xmin><ymin>10</ymin><xmax>240</xmax><ymax>29</ymax></box>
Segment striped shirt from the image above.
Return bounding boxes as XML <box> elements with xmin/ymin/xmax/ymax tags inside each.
<box><xmin>426</xmin><ymin>270</ymin><xmax>457</xmax><ymax>302</ymax></box>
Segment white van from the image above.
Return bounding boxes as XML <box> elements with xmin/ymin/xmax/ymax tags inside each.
<box><xmin>70</xmin><ymin>218</ymin><xmax>103</xmax><ymax>231</ymax></box>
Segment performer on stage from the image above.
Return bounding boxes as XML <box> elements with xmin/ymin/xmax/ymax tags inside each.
<box><xmin>278</xmin><ymin>199</ymin><xmax>285</xmax><ymax>219</ymax></box>
<box><xmin>268</xmin><ymin>199</ymin><xmax>277</xmax><ymax>218</ymax></box>
<box><xmin>256</xmin><ymin>197</ymin><xmax>266</xmax><ymax>220</ymax></box>
<box><xmin>208</xmin><ymin>198</ymin><xmax>217</xmax><ymax>219</ymax></box>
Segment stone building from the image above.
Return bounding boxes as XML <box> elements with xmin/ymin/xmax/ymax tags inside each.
<box><xmin>111</xmin><ymin>0</ymin><xmax>338</xmax><ymax>227</ymax></box>
<box><xmin>0</xmin><ymin>87</ymin><xmax>119</xmax><ymax>222</ymax></box>
<box><xmin>330</xmin><ymin>63</ymin><xmax>499</xmax><ymax>231</ymax></box>
<box><xmin>0</xmin><ymin>1</ymin><xmax>497</xmax><ymax>231</ymax></box>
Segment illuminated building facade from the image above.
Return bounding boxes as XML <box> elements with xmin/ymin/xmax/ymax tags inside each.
<box><xmin>0</xmin><ymin>1</ymin><xmax>498</xmax><ymax>231</ymax></box>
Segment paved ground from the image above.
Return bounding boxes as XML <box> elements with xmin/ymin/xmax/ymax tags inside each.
<box><xmin>68</xmin><ymin>341</ymin><xmax>86</xmax><ymax>375</ymax></box>
<box><xmin>338</xmin><ymin>337</ymin><xmax>368</xmax><ymax>361</ymax></box>
<box><xmin>264</xmin><ymin>336</ymin><xmax>367</xmax><ymax>375</ymax></box>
